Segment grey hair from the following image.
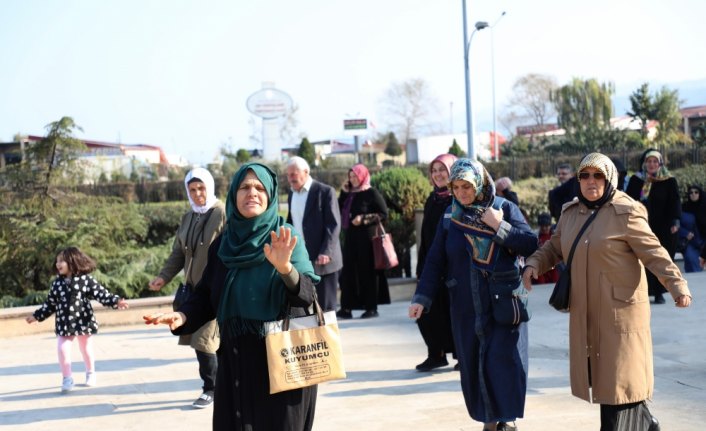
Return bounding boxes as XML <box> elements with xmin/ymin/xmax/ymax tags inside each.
<box><xmin>557</xmin><ymin>163</ymin><xmax>573</xmax><ymax>172</ymax></box>
<box><xmin>287</xmin><ymin>156</ymin><xmax>310</xmax><ymax>172</ymax></box>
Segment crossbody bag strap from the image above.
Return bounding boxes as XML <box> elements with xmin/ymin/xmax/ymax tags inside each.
<box><xmin>565</xmin><ymin>208</ymin><xmax>600</xmax><ymax>268</ymax></box>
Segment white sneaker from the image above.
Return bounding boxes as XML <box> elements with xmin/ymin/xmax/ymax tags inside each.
<box><xmin>85</xmin><ymin>372</ymin><xmax>97</xmax><ymax>387</ymax></box>
<box><xmin>61</xmin><ymin>376</ymin><xmax>74</xmax><ymax>393</ymax></box>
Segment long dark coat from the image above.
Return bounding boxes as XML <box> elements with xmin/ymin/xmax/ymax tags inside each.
<box><xmin>626</xmin><ymin>176</ymin><xmax>681</xmax><ymax>295</ymax></box>
<box><xmin>338</xmin><ymin>187</ymin><xmax>390</xmax><ymax>311</ymax></box>
<box><xmin>415</xmin><ymin>192</ymin><xmax>455</xmax><ymax>357</ymax></box>
<box><xmin>414</xmin><ymin>198</ymin><xmax>538</xmax><ymax>423</ymax></box>
<box><xmin>174</xmin><ymin>236</ymin><xmax>318</xmax><ymax>431</ymax></box>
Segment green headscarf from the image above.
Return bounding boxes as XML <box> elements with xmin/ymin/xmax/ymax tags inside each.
<box><xmin>217</xmin><ymin>163</ymin><xmax>319</xmax><ymax>337</ymax></box>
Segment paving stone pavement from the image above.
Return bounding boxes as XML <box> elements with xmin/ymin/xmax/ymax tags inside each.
<box><xmin>1</xmin><ymin>274</ymin><xmax>705</xmax><ymax>431</ymax></box>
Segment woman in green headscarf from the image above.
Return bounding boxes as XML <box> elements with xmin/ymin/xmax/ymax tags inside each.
<box><xmin>144</xmin><ymin>163</ymin><xmax>321</xmax><ymax>431</ymax></box>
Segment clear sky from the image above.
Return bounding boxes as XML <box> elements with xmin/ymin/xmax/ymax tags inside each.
<box><xmin>1</xmin><ymin>0</ymin><xmax>705</xmax><ymax>165</ymax></box>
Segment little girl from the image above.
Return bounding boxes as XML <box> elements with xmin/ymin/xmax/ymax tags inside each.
<box><xmin>26</xmin><ymin>247</ymin><xmax>129</xmax><ymax>393</ymax></box>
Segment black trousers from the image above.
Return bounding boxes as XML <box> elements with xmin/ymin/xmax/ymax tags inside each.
<box><xmin>416</xmin><ymin>285</ymin><xmax>455</xmax><ymax>357</ymax></box>
<box><xmin>195</xmin><ymin>349</ymin><xmax>218</xmax><ymax>393</ymax></box>
<box><xmin>316</xmin><ymin>271</ymin><xmax>339</xmax><ymax>312</ymax></box>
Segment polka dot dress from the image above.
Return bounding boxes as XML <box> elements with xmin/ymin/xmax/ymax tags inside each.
<box><xmin>32</xmin><ymin>275</ymin><xmax>121</xmax><ymax>336</ymax></box>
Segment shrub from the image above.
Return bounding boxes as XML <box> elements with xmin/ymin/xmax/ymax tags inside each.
<box><xmin>512</xmin><ymin>176</ymin><xmax>558</xmax><ymax>228</ymax></box>
<box><xmin>137</xmin><ymin>201</ymin><xmax>190</xmax><ymax>245</ymax></box>
<box><xmin>673</xmin><ymin>164</ymin><xmax>706</xmax><ymax>197</ymax></box>
<box><xmin>0</xmin><ymin>194</ymin><xmax>149</xmax><ymax>303</ymax></box>
<box><xmin>372</xmin><ymin>167</ymin><xmax>432</xmax><ymax>277</ymax></box>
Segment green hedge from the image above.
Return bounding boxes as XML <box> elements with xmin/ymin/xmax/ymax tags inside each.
<box><xmin>0</xmin><ymin>196</ymin><xmax>189</xmax><ymax>307</ymax></box>
<box><xmin>372</xmin><ymin>166</ymin><xmax>432</xmax><ymax>277</ymax></box>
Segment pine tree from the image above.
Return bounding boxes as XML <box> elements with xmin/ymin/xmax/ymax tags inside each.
<box><xmin>298</xmin><ymin>137</ymin><xmax>316</xmax><ymax>165</ymax></box>
<box><xmin>448</xmin><ymin>139</ymin><xmax>466</xmax><ymax>157</ymax></box>
<box><xmin>384</xmin><ymin>132</ymin><xmax>402</xmax><ymax>157</ymax></box>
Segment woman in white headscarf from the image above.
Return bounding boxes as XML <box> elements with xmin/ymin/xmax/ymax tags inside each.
<box><xmin>149</xmin><ymin>167</ymin><xmax>226</xmax><ymax>409</ymax></box>
<box><xmin>523</xmin><ymin>153</ymin><xmax>692</xmax><ymax>431</ymax></box>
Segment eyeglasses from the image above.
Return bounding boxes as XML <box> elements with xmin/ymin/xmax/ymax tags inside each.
<box><xmin>689</xmin><ymin>191</ymin><xmax>700</xmax><ymax>195</ymax></box>
<box><xmin>578</xmin><ymin>171</ymin><xmax>606</xmax><ymax>181</ymax></box>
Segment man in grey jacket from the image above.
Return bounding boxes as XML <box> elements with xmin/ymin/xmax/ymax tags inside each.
<box><xmin>286</xmin><ymin>157</ymin><xmax>343</xmax><ymax>311</ymax></box>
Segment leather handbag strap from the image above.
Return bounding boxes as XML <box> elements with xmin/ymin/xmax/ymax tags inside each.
<box><xmin>565</xmin><ymin>209</ymin><xmax>600</xmax><ymax>268</ymax></box>
<box><xmin>283</xmin><ymin>293</ymin><xmax>325</xmax><ymax>331</ymax></box>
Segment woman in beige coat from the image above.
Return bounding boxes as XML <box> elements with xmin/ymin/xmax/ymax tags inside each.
<box><xmin>523</xmin><ymin>153</ymin><xmax>692</xmax><ymax>431</ymax></box>
<box><xmin>149</xmin><ymin>167</ymin><xmax>226</xmax><ymax>409</ymax></box>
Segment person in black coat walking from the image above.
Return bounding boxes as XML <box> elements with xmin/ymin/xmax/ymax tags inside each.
<box><xmin>625</xmin><ymin>148</ymin><xmax>681</xmax><ymax>304</ymax></box>
<box><xmin>337</xmin><ymin>163</ymin><xmax>390</xmax><ymax>319</ymax></box>
<box><xmin>414</xmin><ymin>153</ymin><xmax>458</xmax><ymax>372</ymax></box>
<box><xmin>286</xmin><ymin>156</ymin><xmax>343</xmax><ymax>311</ymax></box>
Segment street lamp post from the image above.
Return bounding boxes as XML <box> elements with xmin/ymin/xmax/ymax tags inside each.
<box><xmin>462</xmin><ymin>0</ymin><xmax>488</xmax><ymax>159</ymax></box>
<box><xmin>490</xmin><ymin>11</ymin><xmax>506</xmax><ymax>162</ymax></box>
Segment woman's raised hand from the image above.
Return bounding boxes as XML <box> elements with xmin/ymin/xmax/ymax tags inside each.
<box><xmin>264</xmin><ymin>226</ymin><xmax>297</xmax><ymax>274</ymax></box>
<box><xmin>143</xmin><ymin>312</ymin><xmax>186</xmax><ymax>330</ymax></box>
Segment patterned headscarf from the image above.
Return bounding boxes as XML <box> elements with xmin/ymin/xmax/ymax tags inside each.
<box><xmin>429</xmin><ymin>153</ymin><xmax>457</xmax><ymax>200</ymax></box>
<box><xmin>184</xmin><ymin>168</ymin><xmax>220</xmax><ymax>214</ymax></box>
<box><xmin>449</xmin><ymin>158</ymin><xmax>495</xmax><ymax>210</ymax></box>
<box><xmin>639</xmin><ymin>149</ymin><xmax>672</xmax><ymax>203</ymax></box>
<box><xmin>447</xmin><ymin>158</ymin><xmax>501</xmax><ymax>271</ymax></box>
<box><xmin>576</xmin><ymin>153</ymin><xmax>617</xmax><ymax>209</ymax></box>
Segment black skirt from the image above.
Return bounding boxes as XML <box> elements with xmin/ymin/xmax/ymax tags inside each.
<box><xmin>600</xmin><ymin>401</ymin><xmax>659</xmax><ymax>431</ymax></box>
<box><xmin>213</xmin><ymin>333</ymin><xmax>317</xmax><ymax>431</ymax></box>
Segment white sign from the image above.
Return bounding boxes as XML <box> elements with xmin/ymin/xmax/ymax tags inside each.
<box><xmin>246</xmin><ymin>88</ymin><xmax>293</xmax><ymax>119</ymax></box>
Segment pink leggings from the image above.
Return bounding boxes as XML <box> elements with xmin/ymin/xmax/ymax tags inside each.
<box><xmin>57</xmin><ymin>335</ymin><xmax>94</xmax><ymax>378</ymax></box>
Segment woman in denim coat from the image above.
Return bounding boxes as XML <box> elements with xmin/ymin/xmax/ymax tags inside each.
<box><xmin>409</xmin><ymin>159</ymin><xmax>537</xmax><ymax>431</ymax></box>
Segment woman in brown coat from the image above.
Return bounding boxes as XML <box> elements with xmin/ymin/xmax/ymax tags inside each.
<box><xmin>522</xmin><ymin>153</ymin><xmax>692</xmax><ymax>431</ymax></box>
<box><xmin>148</xmin><ymin>168</ymin><xmax>226</xmax><ymax>408</ymax></box>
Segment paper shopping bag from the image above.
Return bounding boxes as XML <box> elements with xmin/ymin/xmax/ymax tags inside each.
<box><xmin>264</xmin><ymin>302</ymin><xmax>346</xmax><ymax>394</ymax></box>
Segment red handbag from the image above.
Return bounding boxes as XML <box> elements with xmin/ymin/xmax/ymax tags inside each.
<box><xmin>372</xmin><ymin>223</ymin><xmax>399</xmax><ymax>270</ymax></box>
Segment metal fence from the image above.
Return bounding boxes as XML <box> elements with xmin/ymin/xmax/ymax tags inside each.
<box><xmin>482</xmin><ymin>145</ymin><xmax>706</xmax><ymax>181</ymax></box>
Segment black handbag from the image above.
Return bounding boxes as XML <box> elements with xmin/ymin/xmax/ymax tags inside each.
<box><xmin>489</xmin><ymin>269</ymin><xmax>531</xmax><ymax>325</ymax></box>
<box><xmin>172</xmin><ymin>256</ymin><xmax>195</xmax><ymax>311</ymax></box>
<box><xmin>548</xmin><ymin>209</ymin><xmax>600</xmax><ymax>312</ymax></box>
<box><xmin>172</xmin><ymin>282</ymin><xmax>193</xmax><ymax>311</ymax></box>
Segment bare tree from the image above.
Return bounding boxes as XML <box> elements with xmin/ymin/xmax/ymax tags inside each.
<box><xmin>379</xmin><ymin>78</ymin><xmax>440</xmax><ymax>144</ymax></box>
<box><xmin>279</xmin><ymin>103</ymin><xmax>304</xmax><ymax>147</ymax></box>
<box><xmin>505</xmin><ymin>73</ymin><xmax>558</xmax><ymax>127</ymax></box>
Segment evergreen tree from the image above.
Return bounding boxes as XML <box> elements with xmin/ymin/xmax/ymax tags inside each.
<box><xmin>384</xmin><ymin>132</ymin><xmax>403</xmax><ymax>157</ymax></box>
<box><xmin>448</xmin><ymin>139</ymin><xmax>466</xmax><ymax>157</ymax></box>
<box><xmin>552</xmin><ymin>77</ymin><xmax>614</xmax><ymax>151</ymax></box>
<box><xmin>626</xmin><ymin>83</ymin><xmax>683</xmax><ymax>146</ymax></box>
<box><xmin>236</xmin><ymin>148</ymin><xmax>251</xmax><ymax>164</ymax></box>
<box><xmin>6</xmin><ymin>116</ymin><xmax>86</xmax><ymax>196</ymax></box>
<box><xmin>298</xmin><ymin>137</ymin><xmax>316</xmax><ymax>165</ymax></box>
<box><xmin>627</xmin><ymin>83</ymin><xmax>655</xmax><ymax>140</ymax></box>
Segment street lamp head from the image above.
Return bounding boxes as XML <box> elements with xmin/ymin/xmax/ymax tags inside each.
<box><xmin>474</xmin><ymin>21</ymin><xmax>489</xmax><ymax>31</ymax></box>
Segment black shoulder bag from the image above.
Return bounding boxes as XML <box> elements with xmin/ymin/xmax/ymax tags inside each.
<box><xmin>548</xmin><ymin>209</ymin><xmax>600</xmax><ymax>312</ymax></box>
